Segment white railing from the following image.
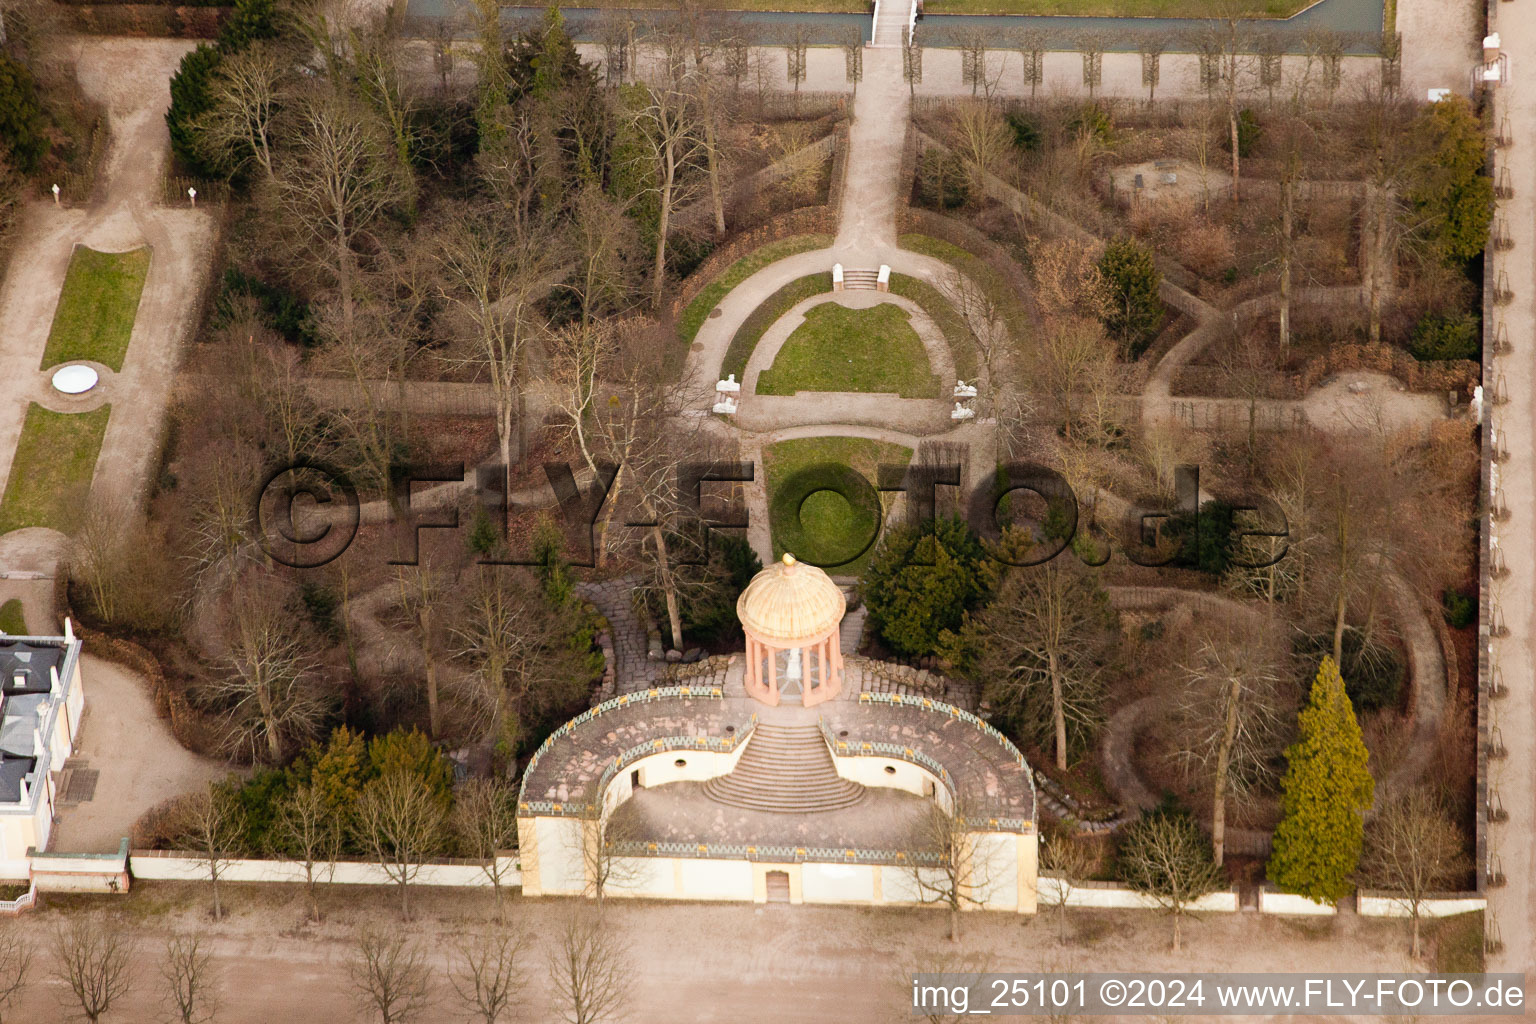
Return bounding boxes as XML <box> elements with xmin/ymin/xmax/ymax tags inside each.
<box><xmin>0</xmin><ymin>884</ymin><xmax>34</xmax><ymax>915</ymax></box>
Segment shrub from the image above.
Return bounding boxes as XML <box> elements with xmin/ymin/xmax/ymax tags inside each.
<box><xmin>1098</xmin><ymin>237</ymin><xmax>1164</xmax><ymax>356</ymax></box>
<box><xmin>1295</xmin><ymin>630</ymin><xmax>1405</xmax><ymax>714</ymax></box>
<box><xmin>1165</xmin><ymin>499</ymin><xmax>1236</xmax><ymax>576</ymax></box>
<box><xmin>0</xmin><ymin>54</ymin><xmax>50</xmax><ymax>173</ymax></box>
<box><xmin>1409</xmin><ymin>311</ymin><xmax>1479</xmax><ymax>361</ymax></box>
<box><xmin>1174</xmin><ymin>221</ymin><xmax>1236</xmax><ymax>279</ymax></box>
<box><xmin>670</xmin><ymin>534</ymin><xmax>763</xmax><ymax>647</ymax></box>
<box><xmin>1233</xmin><ymin>108</ymin><xmax>1261</xmax><ymax>158</ymax></box>
<box><xmin>368</xmin><ymin>728</ymin><xmax>455</xmax><ymax>809</ymax></box>
<box><xmin>1442</xmin><ymin>587</ymin><xmax>1476</xmax><ymax>629</ymax></box>
<box><xmin>217</xmin><ymin>267</ymin><xmax>319</xmax><ymax>346</ymax></box>
<box><xmin>1409</xmin><ymin>96</ymin><xmax>1494</xmax><ymax>264</ymax></box>
<box><xmin>1067</xmin><ymin>103</ymin><xmax>1113</xmax><ymax>145</ymax></box>
<box><xmin>860</xmin><ymin>516</ymin><xmax>993</xmax><ymax>658</ymax></box>
<box><xmin>166</xmin><ymin>44</ymin><xmax>224</xmax><ymax>176</ymax></box>
<box><xmin>1006</xmin><ymin>112</ymin><xmax>1042</xmax><ymax>153</ymax></box>
<box><xmin>214</xmin><ymin>0</ymin><xmax>277</xmax><ymax>53</ymax></box>
<box><xmin>915</xmin><ymin>148</ymin><xmax>969</xmax><ymax>210</ymax></box>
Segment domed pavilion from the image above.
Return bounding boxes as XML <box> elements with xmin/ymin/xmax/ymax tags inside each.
<box><xmin>737</xmin><ymin>554</ymin><xmax>845</xmax><ymax>707</ymax></box>
<box><xmin>516</xmin><ymin>551</ymin><xmax>1039</xmax><ymax>912</ymax></box>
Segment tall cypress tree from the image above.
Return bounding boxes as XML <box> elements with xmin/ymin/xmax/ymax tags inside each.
<box><xmin>1268</xmin><ymin>655</ymin><xmax>1375</xmax><ymax>904</ymax></box>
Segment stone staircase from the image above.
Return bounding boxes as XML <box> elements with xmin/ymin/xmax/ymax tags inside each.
<box><xmin>702</xmin><ymin>723</ymin><xmax>866</xmax><ymax>812</ymax></box>
<box><xmin>842</xmin><ymin>268</ymin><xmax>880</xmax><ymax>290</ymax></box>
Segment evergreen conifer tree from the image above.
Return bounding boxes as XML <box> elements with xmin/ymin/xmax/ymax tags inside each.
<box><xmin>1268</xmin><ymin>655</ymin><xmax>1375</xmax><ymax>903</ymax></box>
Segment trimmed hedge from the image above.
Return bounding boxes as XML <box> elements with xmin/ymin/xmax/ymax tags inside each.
<box><xmin>720</xmin><ymin>273</ymin><xmax>831</xmax><ymax>382</ymax></box>
<box><xmin>57</xmin><ymin>5</ymin><xmax>227</xmax><ymax>36</ymax></box>
<box><xmin>676</xmin><ymin>234</ymin><xmax>831</xmax><ymax>345</ymax></box>
<box><xmin>888</xmin><ymin>272</ymin><xmax>979</xmax><ymax>381</ymax></box>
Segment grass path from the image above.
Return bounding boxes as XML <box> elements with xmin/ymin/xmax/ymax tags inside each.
<box><xmin>0</xmin><ymin>404</ymin><xmax>111</xmax><ymax>534</ymax></box>
<box><xmin>0</xmin><ymin>600</ymin><xmax>25</xmax><ymax>635</ymax></box>
<box><xmin>39</xmin><ymin>247</ymin><xmax>151</xmax><ymax>372</ymax></box>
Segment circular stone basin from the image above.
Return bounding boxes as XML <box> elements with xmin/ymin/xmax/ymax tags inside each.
<box><xmin>51</xmin><ymin>365</ymin><xmax>99</xmax><ymax>395</ymax></box>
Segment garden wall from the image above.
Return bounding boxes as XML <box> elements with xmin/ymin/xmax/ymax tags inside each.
<box><xmin>70</xmin><ymin>624</ymin><xmax>219</xmax><ymax>756</ymax></box>
<box><xmin>56</xmin><ymin>5</ymin><xmax>227</xmax><ymax>37</ymax></box>
<box><xmin>668</xmin><ymin>206</ymin><xmax>839</xmax><ymax>319</ymax></box>
<box><xmin>127</xmin><ymin>849</ymin><xmax>520</xmax><ymax>888</ymax></box>
<box><xmin>1039</xmin><ymin>876</ymin><xmax>1238</xmax><ymax>912</ymax></box>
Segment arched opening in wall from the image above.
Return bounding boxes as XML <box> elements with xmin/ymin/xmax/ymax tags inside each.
<box><xmin>674</xmin><ymin>758</ymin><xmax>688</xmax><ymax>768</ymax></box>
<box><xmin>631</xmin><ymin>769</ymin><xmax>642</xmax><ymax>789</ymax></box>
<box><xmin>884</xmin><ymin>765</ymin><xmax>897</xmax><ymax>775</ymax></box>
<box><xmin>924</xmin><ymin>779</ymin><xmax>936</xmax><ymax>798</ymax></box>
<box><xmin>766</xmin><ymin>870</ymin><xmax>791</xmax><ymax>903</ymax></box>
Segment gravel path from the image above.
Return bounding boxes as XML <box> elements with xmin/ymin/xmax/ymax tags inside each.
<box><xmin>0</xmin><ymin>39</ymin><xmax>218</xmax><ymax>528</ymax></box>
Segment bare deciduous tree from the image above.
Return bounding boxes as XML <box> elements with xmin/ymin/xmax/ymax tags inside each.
<box><xmin>577</xmin><ymin>811</ymin><xmax>647</xmax><ymax>903</ymax></box>
<box><xmin>52</xmin><ymin>917</ymin><xmax>133</xmax><ymax>1024</ymax></box>
<box><xmin>965</xmin><ymin>562</ymin><xmax>1115</xmax><ymax>771</ymax></box>
<box><xmin>626</xmin><ymin>80</ymin><xmax>706</xmax><ymax>307</ymax></box>
<box><xmin>1040</xmin><ymin>829</ymin><xmax>1095</xmax><ymax>943</ymax></box>
<box><xmin>452</xmin><ymin>777</ymin><xmax>521</xmax><ymax>910</ymax></box>
<box><xmin>904</xmin><ymin>802</ymin><xmax>1007</xmax><ymax>942</ymax></box>
<box><xmin>1119</xmin><ymin>812</ymin><xmax>1223</xmax><ymax>952</ymax></box>
<box><xmin>265</xmin><ymin>91</ymin><xmax>411</xmax><ymax>345</ymax></box>
<box><xmin>353</xmin><ymin>769</ymin><xmax>447</xmax><ymax>920</ymax></box>
<box><xmin>548</xmin><ymin>910</ymin><xmax>632</xmax><ymax>1024</ymax></box>
<box><xmin>950</xmin><ymin>101</ymin><xmax>1011</xmax><ymax>200</ymax></box>
<box><xmin>271</xmin><ymin>783</ymin><xmax>342</xmax><ymax>923</ymax></box>
<box><xmin>0</xmin><ymin>927</ymin><xmax>31</xmax><ymax>1024</ymax></box>
<box><xmin>1360</xmin><ymin>788</ymin><xmax>1470</xmax><ymax>958</ymax></box>
<box><xmin>1170</xmin><ymin>622</ymin><xmax>1294</xmax><ymax>865</ymax></box>
<box><xmin>204</xmin><ymin>579</ymin><xmax>327</xmax><ymax>765</ymax></box>
<box><xmin>195</xmin><ymin>42</ymin><xmax>285</xmax><ymax>179</ymax></box>
<box><xmin>349</xmin><ymin>928</ymin><xmax>432</xmax><ymax>1024</ymax></box>
<box><xmin>393</xmin><ymin>560</ymin><xmax>449</xmax><ymax>741</ymax></box>
<box><xmin>178</xmin><ymin>782</ymin><xmax>247</xmax><ymax>921</ymax></box>
<box><xmin>161</xmin><ymin>933</ymin><xmax>219</xmax><ymax>1024</ymax></box>
<box><xmin>450</xmin><ymin>929</ymin><xmax>527</xmax><ymax>1024</ymax></box>
<box><xmin>436</xmin><ymin>212</ymin><xmax>555</xmax><ymax>495</ymax></box>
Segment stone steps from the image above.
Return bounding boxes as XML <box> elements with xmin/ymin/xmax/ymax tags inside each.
<box><xmin>842</xmin><ymin>268</ymin><xmax>880</xmax><ymax>290</ymax></box>
<box><xmin>702</xmin><ymin>723</ymin><xmax>866</xmax><ymax>813</ymax></box>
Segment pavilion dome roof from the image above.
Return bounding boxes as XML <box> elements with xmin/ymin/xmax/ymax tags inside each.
<box><xmin>736</xmin><ymin>553</ymin><xmax>846</xmax><ymax>644</ymax></box>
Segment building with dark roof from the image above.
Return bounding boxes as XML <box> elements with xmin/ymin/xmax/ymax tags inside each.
<box><xmin>0</xmin><ymin>623</ymin><xmax>85</xmax><ymax>877</ymax></box>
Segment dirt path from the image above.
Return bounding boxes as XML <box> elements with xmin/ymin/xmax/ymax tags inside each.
<box><xmin>1482</xmin><ymin>0</ymin><xmax>1534</xmax><ymax>977</ymax></box>
<box><xmin>1097</xmin><ymin>574</ymin><xmax>1450</xmax><ymax>854</ymax></box>
<box><xmin>2</xmin><ymin>881</ymin><xmax>1435</xmax><ymax>1024</ymax></box>
<box><xmin>0</xmin><ymin>38</ymin><xmax>217</xmax><ymax>525</ymax></box>
<box><xmin>50</xmin><ymin>655</ymin><xmax>227</xmax><ymax>854</ymax></box>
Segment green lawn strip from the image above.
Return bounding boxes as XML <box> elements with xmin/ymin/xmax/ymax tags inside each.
<box><xmin>40</xmin><ymin>247</ymin><xmax>151</xmax><ymax>373</ymax></box>
<box><xmin>721</xmin><ymin>273</ymin><xmax>832</xmax><ymax>382</ymax></box>
<box><xmin>678</xmin><ymin>234</ymin><xmax>834</xmax><ymax>345</ymax></box>
<box><xmin>0</xmin><ymin>600</ymin><xmax>25</xmax><ymax>635</ymax></box>
<box><xmin>0</xmin><ymin>404</ymin><xmax>111</xmax><ymax>535</ymax></box>
<box><xmin>924</xmin><ymin>0</ymin><xmax>1307</xmax><ymax>15</ymax></box>
<box><xmin>599</xmin><ymin>0</ymin><xmax>867</xmax><ymax>11</ymax></box>
<box><xmin>888</xmin><ymin>273</ymin><xmax>980</xmax><ymax>381</ymax></box>
<box><xmin>757</xmin><ymin>302</ymin><xmax>941</xmax><ymax>398</ymax></box>
<box><xmin>764</xmin><ymin>436</ymin><xmax>913</xmax><ymax>576</ymax></box>
<box><xmin>898</xmin><ymin>233</ymin><xmax>1031</xmax><ymax>338</ymax></box>
<box><xmin>593</xmin><ymin>0</ymin><xmax>1304</xmax><ymax>14</ymax></box>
